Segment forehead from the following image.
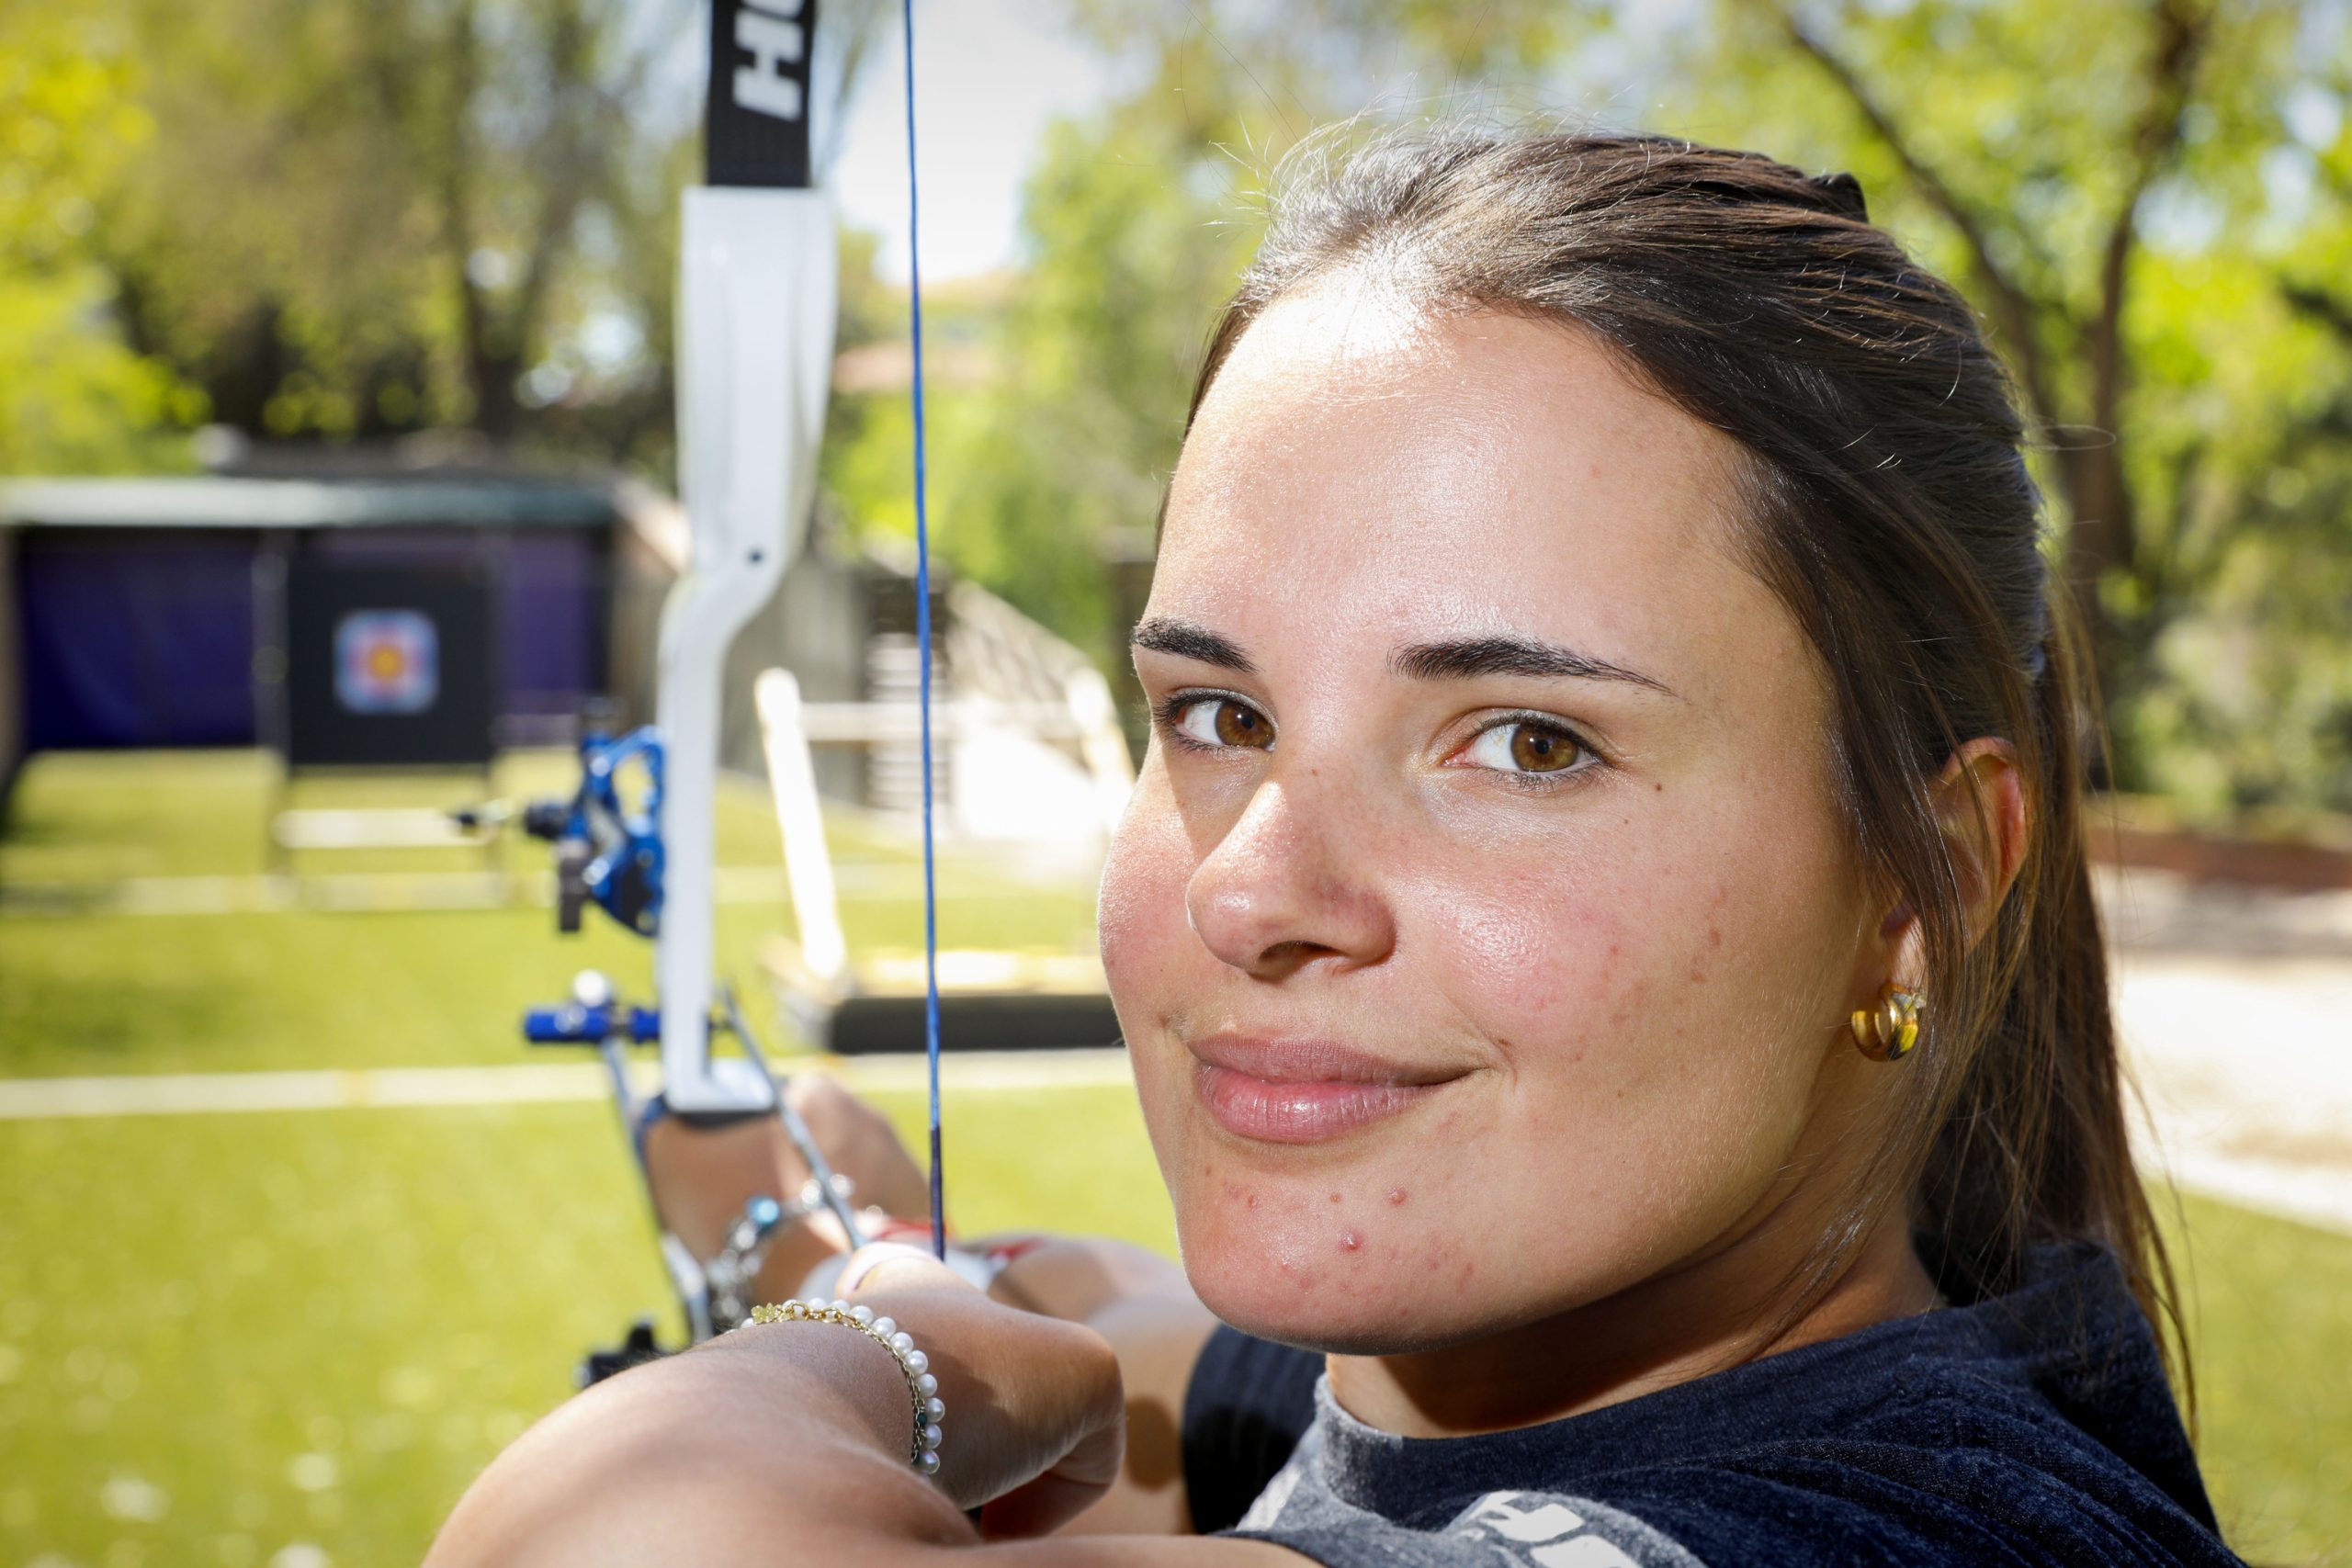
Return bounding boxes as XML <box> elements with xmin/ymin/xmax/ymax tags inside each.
<box><xmin>1159</xmin><ymin>279</ymin><xmax>1790</xmax><ymax>696</ymax></box>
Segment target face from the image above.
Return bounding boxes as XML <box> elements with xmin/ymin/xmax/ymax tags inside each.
<box><xmin>334</xmin><ymin>609</ymin><xmax>440</xmax><ymax>715</ymax></box>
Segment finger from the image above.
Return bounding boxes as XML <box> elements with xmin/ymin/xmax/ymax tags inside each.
<box><xmin>838</xmin><ymin>1240</ymin><xmax>968</xmax><ymax>1298</ymax></box>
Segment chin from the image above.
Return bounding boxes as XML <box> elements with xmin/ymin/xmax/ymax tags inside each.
<box><xmin>1170</xmin><ymin>1179</ymin><xmax>1498</xmax><ymax>1357</ymax></box>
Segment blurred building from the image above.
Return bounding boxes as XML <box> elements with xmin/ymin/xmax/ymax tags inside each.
<box><xmin>0</xmin><ymin>446</ymin><xmax>655</xmax><ymax>793</ymax></box>
<box><xmin>0</xmin><ymin>442</ymin><xmax>1121</xmax><ymax>828</ymax></box>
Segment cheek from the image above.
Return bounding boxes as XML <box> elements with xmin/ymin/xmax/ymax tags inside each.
<box><xmin>1097</xmin><ymin>786</ymin><xmax>1209</xmax><ymax>1166</ymax></box>
<box><xmin>1412</xmin><ymin>812</ymin><xmax>1857</xmax><ymax>1213</ymax></box>
<box><xmin>1097</xmin><ymin>782</ymin><xmax>1193</xmax><ymax>1004</ymax></box>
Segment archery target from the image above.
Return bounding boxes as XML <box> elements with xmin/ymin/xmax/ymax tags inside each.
<box><xmin>334</xmin><ymin>609</ymin><xmax>440</xmax><ymax>715</ymax></box>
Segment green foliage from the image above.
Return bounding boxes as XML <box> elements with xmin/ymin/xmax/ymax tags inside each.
<box><xmin>1658</xmin><ymin>0</ymin><xmax>2352</xmax><ymax>814</ymax></box>
<box><xmin>0</xmin><ymin>7</ymin><xmax>202</xmax><ymax>472</ymax></box>
<box><xmin>76</xmin><ymin>0</ymin><xmax>691</xmax><ymax>454</ymax></box>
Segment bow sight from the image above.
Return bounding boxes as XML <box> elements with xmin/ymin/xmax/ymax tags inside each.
<box><xmin>516</xmin><ymin>716</ymin><xmax>665</xmax><ymax>938</ymax></box>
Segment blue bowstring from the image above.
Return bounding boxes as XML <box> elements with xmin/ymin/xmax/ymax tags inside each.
<box><xmin>901</xmin><ymin>0</ymin><xmax>944</xmax><ymax>1262</ymax></box>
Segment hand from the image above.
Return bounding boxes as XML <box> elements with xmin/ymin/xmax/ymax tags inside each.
<box><xmin>845</xmin><ymin>1243</ymin><xmax>1128</xmax><ymax>1539</ymax></box>
<box><xmin>642</xmin><ymin>1075</ymin><xmax>933</xmax><ymax>1290</ymax></box>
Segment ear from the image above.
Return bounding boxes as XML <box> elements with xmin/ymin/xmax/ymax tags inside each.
<box><xmin>1934</xmin><ymin>738</ymin><xmax>2030</xmax><ymax>937</ymax></box>
<box><xmin>1878</xmin><ymin>738</ymin><xmax>2030</xmax><ymax>988</ymax></box>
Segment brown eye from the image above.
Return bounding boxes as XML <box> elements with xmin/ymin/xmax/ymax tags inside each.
<box><xmin>1464</xmin><ymin>719</ymin><xmax>1589</xmax><ymax>775</ymax></box>
<box><xmin>1173</xmin><ymin>696</ymin><xmax>1274</xmax><ymax>750</ymax></box>
<box><xmin>1216</xmin><ymin>703</ymin><xmax>1270</xmax><ymax>748</ymax></box>
<box><xmin>1510</xmin><ymin>725</ymin><xmax>1577</xmax><ymax>772</ymax></box>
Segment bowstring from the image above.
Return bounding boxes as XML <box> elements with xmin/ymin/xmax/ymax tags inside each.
<box><xmin>901</xmin><ymin>0</ymin><xmax>945</xmax><ymax>1262</ymax></box>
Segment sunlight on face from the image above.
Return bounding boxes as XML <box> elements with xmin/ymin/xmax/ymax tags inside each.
<box><xmin>1100</xmin><ymin>276</ymin><xmax>1884</xmax><ymax>1353</ymax></box>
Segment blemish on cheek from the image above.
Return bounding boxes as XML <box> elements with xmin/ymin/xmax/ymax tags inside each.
<box><xmin>1387</xmin><ymin>1188</ymin><xmax>1408</xmax><ymax>1206</ymax></box>
<box><xmin>1708</xmin><ymin>927</ymin><xmax>1723</xmax><ymax>948</ymax></box>
<box><xmin>1458</xmin><ymin>1260</ymin><xmax>1476</xmax><ymax>1284</ymax></box>
<box><xmin>1328</xmin><ymin>1191</ymin><xmax>1342</xmax><ymax>1204</ymax></box>
<box><xmin>1339</xmin><ymin>1230</ymin><xmax>1363</xmax><ymax>1253</ymax></box>
<box><xmin>1689</xmin><ymin>966</ymin><xmax>1706</xmax><ymax>984</ymax></box>
<box><xmin>1246</xmin><ymin>1192</ymin><xmax>1260</xmax><ymax>1210</ymax></box>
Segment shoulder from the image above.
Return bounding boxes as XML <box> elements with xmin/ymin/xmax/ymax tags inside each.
<box><xmin>1235</xmin><ymin>1435</ymin><xmax>2243</xmax><ymax>1568</ymax></box>
<box><xmin>1216</xmin><ymin>1247</ymin><xmax>2244</xmax><ymax>1568</ymax></box>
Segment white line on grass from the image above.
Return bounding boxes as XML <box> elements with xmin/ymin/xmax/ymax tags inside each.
<box><xmin>0</xmin><ymin>866</ymin><xmax>795</xmax><ymax>917</ymax></box>
<box><xmin>2</xmin><ymin>1052</ymin><xmax>2346</xmax><ymax>1237</ymax></box>
<box><xmin>0</xmin><ymin>1049</ymin><xmax>1135</xmax><ymax>1121</ymax></box>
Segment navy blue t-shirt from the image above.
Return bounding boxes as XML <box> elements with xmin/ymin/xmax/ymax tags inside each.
<box><xmin>1182</xmin><ymin>1243</ymin><xmax>2239</xmax><ymax>1566</ymax></box>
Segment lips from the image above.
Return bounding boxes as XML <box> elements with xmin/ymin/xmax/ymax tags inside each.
<box><xmin>1187</xmin><ymin>1035</ymin><xmax>1464</xmax><ymax>1145</ymax></box>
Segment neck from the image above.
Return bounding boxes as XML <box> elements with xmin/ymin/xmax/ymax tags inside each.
<box><xmin>1325</xmin><ymin>1210</ymin><xmax>1940</xmax><ymax>1438</ymax></box>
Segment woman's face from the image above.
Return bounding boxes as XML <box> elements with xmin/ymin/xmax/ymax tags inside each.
<box><xmin>1100</xmin><ymin>277</ymin><xmax>1893</xmax><ymax>1353</ymax></box>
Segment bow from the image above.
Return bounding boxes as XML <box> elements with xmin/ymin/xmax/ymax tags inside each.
<box><xmin>512</xmin><ymin>0</ymin><xmax>947</xmax><ymax>1374</ymax></box>
<box><xmin>659</xmin><ymin>0</ymin><xmax>946</xmax><ymax>1244</ymax></box>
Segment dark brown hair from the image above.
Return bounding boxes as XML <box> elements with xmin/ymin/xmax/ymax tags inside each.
<box><xmin>1184</xmin><ymin>128</ymin><xmax>2183</xmax><ymax>1387</ymax></box>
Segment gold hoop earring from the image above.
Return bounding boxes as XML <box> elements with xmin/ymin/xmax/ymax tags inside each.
<box><xmin>1851</xmin><ymin>984</ymin><xmax>1924</xmax><ymax>1061</ymax></box>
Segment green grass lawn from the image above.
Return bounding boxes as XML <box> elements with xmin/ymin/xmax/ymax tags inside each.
<box><xmin>0</xmin><ymin>1088</ymin><xmax>1172</xmax><ymax>1568</ymax></box>
<box><xmin>0</xmin><ymin>750</ymin><xmax>1100</xmax><ymax>1077</ymax></box>
<box><xmin>3</xmin><ymin>751</ymin><xmax>2347</xmax><ymax>1566</ymax></box>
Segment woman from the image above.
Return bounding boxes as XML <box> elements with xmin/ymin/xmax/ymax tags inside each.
<box><xmin>428</xmin><ymin>129</ymin><xmax>2240</xmax><ymax>1566</ymax></box>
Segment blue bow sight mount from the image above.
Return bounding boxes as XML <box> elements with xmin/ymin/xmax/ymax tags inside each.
<box><xmin>518</xmin><ymin>723</ymin><xmax>666</xmax><ymax>938</ymax></box>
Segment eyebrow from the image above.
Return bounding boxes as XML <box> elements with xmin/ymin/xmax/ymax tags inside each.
<box><xmin>1131</xmin><ymin>616</ymin><xmax>1256</xmax><ymax>674</ymax></box>
<box><xmin>1132</xmin><ymin>619</ymin><xmax>1677</xmax><ymax>699</ymax></box>
<box><xmin>1391</xmin><ymin>635</ymin><xmax>1678</xmax><ymax>697</ymax></box>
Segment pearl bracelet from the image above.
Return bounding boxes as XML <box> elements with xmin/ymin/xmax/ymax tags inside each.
<box><xmin>741</xmin><ymin>1298</ymin><xmax>945</xmax><ymax>1475</ymax></box>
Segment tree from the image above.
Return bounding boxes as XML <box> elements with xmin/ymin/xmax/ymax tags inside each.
<box><xmin>85</xmin><ymin>0</ymin><xmax>684</xmax><ymax>453</ymax></box>
<box><xmin>0</xmin><ymin>6</ymin><xmax>199</xmax><ymax>473</ymax></box>
<box><xmin>1665</xmin><ymin>0</ymin><xmax>2352</xmax><ymax>806</ymax></box>
<box><xmin>78</xmin><ymin>0</ymin><xmax>889</xmax><ymax>472</ymax></box>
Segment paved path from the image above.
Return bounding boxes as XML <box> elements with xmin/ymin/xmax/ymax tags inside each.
<box><xmin>2101</xmin><ymin>866</ymin><xmax>2352</xmax><ymax>1235</ymax></box>
<box><xmin>2115</xmin><ymin>953</ymin><xmax>2352</xmax><ymax>1234</ymax></box>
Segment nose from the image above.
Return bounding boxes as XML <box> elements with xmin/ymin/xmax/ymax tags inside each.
<box><xmin>1184</xmin><ymin>773</ymin><xmax>1397</xmax><ymax>981</ymax></box>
